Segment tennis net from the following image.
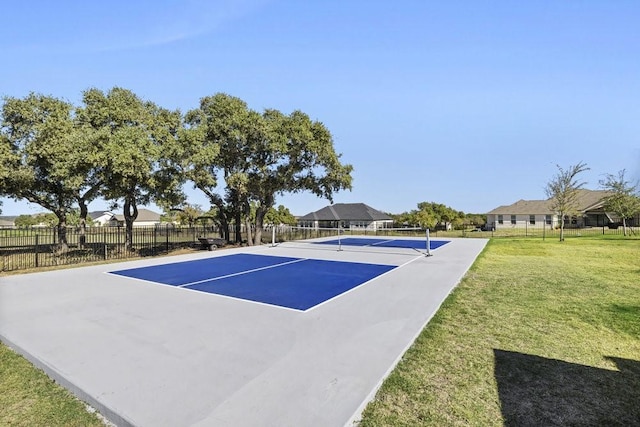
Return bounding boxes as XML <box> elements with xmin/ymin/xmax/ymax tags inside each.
<box><xmin>268</xmin><ymin>227</ymin><xmax>440</xmax><ymax>256</ymax></box>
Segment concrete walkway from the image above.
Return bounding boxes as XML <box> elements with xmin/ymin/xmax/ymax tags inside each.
<box><xmin>0</xmin><ymin>238</ymin><xmax>488</xmax><ymax>426</ymax></box>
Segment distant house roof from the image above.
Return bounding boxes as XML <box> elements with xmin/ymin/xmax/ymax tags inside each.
<box><xmin>88</xmin><ymin>211</ymin><xmax>114</xmax><ymax>220</ymax></box>
<box><xmin>299</xmin><ymin>203</ymin><xmax>392</xmax><ymax>221</ymax></box>
<box><xmin>0</xmin><ymin>218</ymin><xmax>15</xmax><ymax>227</ymax></box>
<box><xmin>487</xmin><ymin>189</ymin><xmax>614</xmax><ymax>215</ymax></box>
<box><xmin>487</xmin><ymin>200</ymin><xmax>552</xmax><ymax>215</ymax></box>
<box><xmin>113</xmin><ymin>208</ymin><xmax>161</xmax><ymax>222</ymax></box>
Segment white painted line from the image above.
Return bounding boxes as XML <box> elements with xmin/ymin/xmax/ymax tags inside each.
<box><xmin>304</xmin><ymin>254</ymin><xmax>424</xmax><ymax>313</ymax></box>
<box><xmin>178</xmin><ymin>258</ymin><xmax>307</xmax><ymax>288</ymax></box>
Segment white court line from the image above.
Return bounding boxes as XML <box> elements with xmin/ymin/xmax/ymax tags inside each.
<box><xmin>368</xmin><ymin>239</ymin><xmax>395</xmax><ymax>246</ymax></box>
<box><xmin>303</xmin><ymin>253</ymin><xmax>425</xmax><ymax>313</ymax></box>
<box><xmin>177</xmin><ymin>257</ymin><xmax>308</xmax><ymax>288</ymax></box>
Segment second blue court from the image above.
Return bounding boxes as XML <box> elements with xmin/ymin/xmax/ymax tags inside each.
<box><xmin>315</xmin><ymin>237</ymin><xmax>449</xmax><ymax>250</ymax></box>
<box><xmin>110</xmin><ymin>253</ymin><xmax>396</xmax><ymax>311</ymax></box>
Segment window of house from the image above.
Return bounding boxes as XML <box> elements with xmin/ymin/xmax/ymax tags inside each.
<box><xmin>529</xmin><ymin>215</ymin><xmax>535</xmax><ymax>225</ymax></box>
<box><xmin>498</xmin><ymin>215</ymin><xmax>503</xmax><ymax>225</ymax></box>
<box><xmin>545</xmin><ymin>215</ymin><xmax>552</xmax><ymax>225</ymax></box>
<box><xmin>511</xmin><ymin>215</ymin><xmax>516</xmax><ymax>225</ymax></box>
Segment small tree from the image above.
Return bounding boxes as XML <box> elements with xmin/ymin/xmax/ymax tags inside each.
<box><xmin>264</xmin><ymin>205</ymin><xmax>297</xmax><ymax>226</ymax></box>
<box><xmin>545</xmin><ymin>162</ymin><xmax>590</xmax><ymax>241</ymax></box>
<box><xmin>599</xmin><ymin>169</ymin><xmax>640</xmax><ymax>236</ymax></box>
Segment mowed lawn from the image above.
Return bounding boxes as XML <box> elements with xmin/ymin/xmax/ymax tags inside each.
<box><xmin>360</xmin><ymin>236</ymin><xmax>640</xmax><ymax>426</ymax></box>
<box><xmin>1</xmin><ymin>237</ymin><xmax>638</xmax><ymax>426</ymax></box>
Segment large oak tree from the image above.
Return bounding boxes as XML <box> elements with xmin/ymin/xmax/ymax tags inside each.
<box><xmin>79</xmin><ymin>87</ymin><xmax>184</xmax><ymax>250</ymax></box>
<box><xmin>0</xmin><ymin>94</ymin><xmax>80</xmax><ymax>250</ymax></box>
<box><xmin>182</xmin><ymin>93</ymin><xmax>353</xmax><ymax>245</ymax></box>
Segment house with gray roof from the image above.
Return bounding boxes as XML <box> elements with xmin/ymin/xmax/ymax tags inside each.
<box><xmin>87</xmin><ymin>209</ymin><xmax>162</xmax><ymax>227</ymax></box>
<box><xmin>0</xmin><ymin>216</ymin><xmax>16</xmax><ymax>228</ymax></box>
<box><xmin>486</xmin><ymin>189</ymin><xmax>627</xmax><ymax>229</ymax></box>
<box><xmin>298</xmin><ymin>203</ymin><xmax>393</xmax><ymax>230</ymax></box>
<box><xmin>111</xmin><ymin>208</ymin><xmax>162</xmax><ymax>227</ymax></box>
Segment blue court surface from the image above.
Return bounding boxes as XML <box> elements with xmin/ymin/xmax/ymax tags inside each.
<box><xmin>110</xmin><ymin>253</ymin><xmax>395</xmax><ymax>311</ymax></box>
<box><xmin>316</xmin><ymin>237</ymin><xmax>450</xmax><ymax>250</ymax></box>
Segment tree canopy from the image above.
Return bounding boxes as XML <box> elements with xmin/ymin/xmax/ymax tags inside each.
<box><xmin>599</xmin><ymin>169</ymin><xmax>640</xmax><ymax>236</ymax></box>
<box><xmin>78</xmin><ymin>87</ymin><xmax>185</xmax><ymax>249</ymax></box>
<box><xmin>545</xmin><ymin>161</ymin><xmax>590</xmax><ymax>241</ymax></box>
<box><xmin>1</xmin><ymin>88</ymin><xmax>353</xmax><ymax>250</ymax></box>
<box><xmin>0</xmin><ymin>93</ymin><xmax>79</xmax><ymax>249</ymax></box>
<box><xmin>181</xmin><ymin>93</ymin><xmax>353</xmax><ymax>245</ymax></box>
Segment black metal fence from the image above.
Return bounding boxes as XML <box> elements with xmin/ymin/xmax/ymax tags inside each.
<box><xmin>1</xmin><ymin>224</ymin><xmax>636</xmax><ymax>273</ymax></box>
<box><xmin>0</xmin><ymin>225</ymin><xmax>224</xmax><ymax>272</ymax></box>
<box><xmin>430</xmin><ymin>224</ymin><xmax>638</xmax><ymax>239</ymax></box>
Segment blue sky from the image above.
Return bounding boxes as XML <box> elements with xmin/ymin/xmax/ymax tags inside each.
<box><xmin>1</xmin><ymin>0</ymin><xmax>639</xmax><ymax>217</ymax></box>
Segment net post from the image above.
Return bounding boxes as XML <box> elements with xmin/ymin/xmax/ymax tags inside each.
<box><xmin>337</xmin><ymin>225</ymin><xmax>343</xmax><ymax>251</ymax></box>
<box><xmin>271</xmin><ymin>226</ymin><xmax>276</xmax><ymax>247</ymax></box>
<box><xmin>426</xmin><ymin>228</ymin><xmax>432</xmax><ymax>257</ymax></box>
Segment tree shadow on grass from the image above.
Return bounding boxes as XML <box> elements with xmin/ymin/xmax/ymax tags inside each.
<box><xmin>494</xmin><ymin>349</ymin><xmax>640</xmax><ymax>426</ymax></box>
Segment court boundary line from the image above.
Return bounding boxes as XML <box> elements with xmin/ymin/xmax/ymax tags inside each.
<box><xmin>106</xmin><ymin>269</ymin><xmax>306</xmax><ymax>313</ymax></box>
<box><xmin>303</xmin><ymin>253</ymin><xmax>424</xmax><ymax>313</ymax></box>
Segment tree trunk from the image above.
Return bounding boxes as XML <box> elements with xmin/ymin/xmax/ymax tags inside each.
<box><xmin>253</xmin><ymin>198</ymin><xmax>272</xmax><ymax>246</ymax></box>
<box><xmin>245</xmin><ymin>217</ymin><xmax>253</xmax><ymax>245</ymax></box>
<box><xmin>78</xmin><ymin>200</ymin><xmax>88</xmax><ymax>249</ymax></box>
<box><xmin>243</xmin><ymin>200</ymin><xmax>253</xmax><ymax>246</ymax></box>
<box><xmin>622</xmin><ymin>218</ymin><xmax>627</xmax><ymax>237</ymax></box>
<box><xmin>123</xmin><ymin>197</ymin><xmax>138</xmax><ymax>251</ymax></box>
<box><xmin>55</xmin><ymin>211</ymin><xmax>69</xmax><ymax>253</ymax></box>
<box><xmin>234</xmin><ymin>209</ymin><xmax>242</xmax><ymax>244</ymax></box>
<box><xmin>254</xmin><ymin>209</ymin><xmax>266</xmax><ymax>246</ymax></box>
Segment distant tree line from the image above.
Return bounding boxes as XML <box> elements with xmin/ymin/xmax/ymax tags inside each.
<box><xmin>0</xmin><ymin>88</ymin><xmax>353</xmax><ymax>251</ymax></box>
<box><xmin>389</xmin><ymin>201</ymin><xmax>486</xmax><ymax>230</ymax></box>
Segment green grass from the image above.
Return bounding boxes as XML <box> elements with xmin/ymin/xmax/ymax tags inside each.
<box><xmin>359</xmin><ymin>236</ymin><xmax>640</xmax><ymax>426</ymax></box>
<box><xmin>0</xmin><ymin>345</ymin><xmax>106</xmax><ymax>426</ymax></box>
<box><xmin>2</xmin><ymin>236</ymin><xmax>638</xmax><ymax>426</ymax></box>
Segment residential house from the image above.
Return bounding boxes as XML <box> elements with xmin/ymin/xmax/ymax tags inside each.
<box><xmin>89</xmin><ymin>211</ymin><xmax>117</xmax><ymax>226</ymax></box>
<box><xmin>89</xmin><ymin>209</ymin><xmax>163</xmax><ymax>227</ymax></box>
<box><xmin>486</xmin><ymin>189</ymin><xmax>636</xmax><ymax>229</ymax></box>
<box><xmin>112</xmin><ymin>208</ymin><xmax>162</xmax><ymax>227</ymax></box>
<box><xmin>0</xmin><ymin>216</ymin><xmax>16</xmax><ymax>228</ymax></box>
<box><xmin>298</xmin><ymin>203</ymin><xmax>394</xmax><ymax>230</ymax></box>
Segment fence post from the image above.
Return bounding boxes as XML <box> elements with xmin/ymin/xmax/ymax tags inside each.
<box><xmin>153</xmin><ymin>226</ymin><xmax>157</xmax><ymax>256</ymax></box>
<box><xmin>35</xmin><ymin>234</ymin><xmax>39</xmax><ymax>268</ymax></box>
<box><xmin>103</xmin><ymin>229</ymin><xmax>108</xmax><ymax>260</ymax></box>
<box><xmin>166</xmin><ymin>225</ymin><xmax>169</xmax><ymax>254</ymax></box>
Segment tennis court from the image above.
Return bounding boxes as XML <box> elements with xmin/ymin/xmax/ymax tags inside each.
<box><xmin>0</xmin><ymin>235</ymin><xmax>486</xmax><ymax>427</ymax></box>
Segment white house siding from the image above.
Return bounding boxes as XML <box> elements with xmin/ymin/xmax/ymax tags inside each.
<box><xmin>491</xmin><ymin>214</ymin><xmax>559</xmax><ymax>229</ymax></box>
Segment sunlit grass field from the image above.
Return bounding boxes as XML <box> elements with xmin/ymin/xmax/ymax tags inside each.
<box><xmin>1</xmin><ymin>236</ymin><xmax>638</xmax><ymax>425</ymax></box>
<box><xmin>360</xmin><ymin>236</ymin><xmax>640</xmax><ymax>426</ymax></box>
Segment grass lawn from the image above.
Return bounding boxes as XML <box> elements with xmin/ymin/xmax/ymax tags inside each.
<box><xmin>1</xmin><ymin>236</ymin><xmax>638</xmax><ymax>425</ymax></box>
<box><xmin>0</xmin><ymin>344</ymin><xmax>105</xmax><ymax>426</ymax></box>
<box><xmin>360</xmin><ymin>236</ymin><xmax>640</xmax><ymax>426</ymax></box>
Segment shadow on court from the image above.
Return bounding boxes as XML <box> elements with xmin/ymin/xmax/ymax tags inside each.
<box><xmin>493</xmin><ymin>349</ymin><xmax>640</xmax><ymax>426</ymax></box>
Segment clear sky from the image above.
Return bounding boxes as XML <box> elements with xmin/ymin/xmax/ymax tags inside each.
<box><xmin>1</xmin><ymin>0</ymin><xmax>639</xmax><ymax>217</ymax></box>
